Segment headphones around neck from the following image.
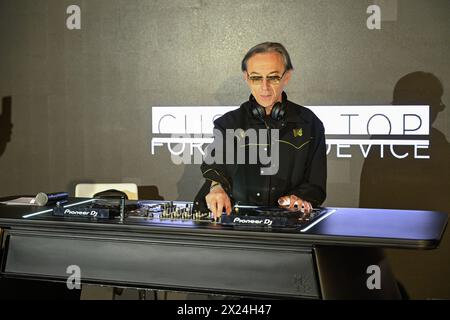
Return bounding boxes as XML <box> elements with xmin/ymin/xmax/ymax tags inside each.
<box><xmin>250</xmin><ymin>91</ymin><xmax>287</xmax><ymax>122</ymax></box>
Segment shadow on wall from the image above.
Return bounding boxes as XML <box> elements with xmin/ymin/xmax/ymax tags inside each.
<box><xmin>0</xmin><ymin>96</ymin><xmax>13</xmax><ymax>157</ymax></box>
<box><xmin>359</xmin><ymin>71</ymin><xmax>450</xmax><ymax>299</ymax></box>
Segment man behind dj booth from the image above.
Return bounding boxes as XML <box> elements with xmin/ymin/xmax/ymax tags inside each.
<box><xmin>194</xmin><ymin>42</ymin><xmax>327</xmax><ymax>218</ymax></box>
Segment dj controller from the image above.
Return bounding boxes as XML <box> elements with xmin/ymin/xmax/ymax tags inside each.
<box><xmin>4</xmin><ymin>196</ymin><xmax>445</xmax><ymax>299</ymax></box>
<box><xmin>51</xmin><ymin>198</ymin><xmax>329</xmax><ymax>231</ymax></box>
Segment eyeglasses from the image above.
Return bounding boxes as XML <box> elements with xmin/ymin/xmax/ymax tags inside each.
<box><xmin>247</xmin><ymin>70</ymin><xmax>287</xmax><ymax>86</ymax></box>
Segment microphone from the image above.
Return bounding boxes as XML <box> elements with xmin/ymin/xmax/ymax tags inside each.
<box><xmin>35</xmin><ymin>192</ymin><xmax>69</xmax><ymax>206</ymax></box>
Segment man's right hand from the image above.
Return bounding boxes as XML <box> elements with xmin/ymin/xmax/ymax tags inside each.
<box><xmin>205</xmin><ymin>185</ymin><xmax>232</xmax><ymax>219</ymax></box>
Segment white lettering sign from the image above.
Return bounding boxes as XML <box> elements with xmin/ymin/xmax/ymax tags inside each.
<box><xmin>151</xmin><ymin>106</ymin><xmax>430</xmax><ymax>161</ymax></box>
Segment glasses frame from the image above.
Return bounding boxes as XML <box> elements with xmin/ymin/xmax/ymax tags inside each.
<box><xmin>246</xmin><ymin>70</ymin><xmax>287</xmax><ymax>86</ymax></box>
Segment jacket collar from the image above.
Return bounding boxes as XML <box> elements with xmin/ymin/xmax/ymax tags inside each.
<box><xmin>241</xmin><ymin>92</ymin><xmax>310</xmax><ymax>125</ymax></box>
<box><xmin>284</xmin><ymin>99</ymin><xmax>310</xmax><ymax>124</ymax></box>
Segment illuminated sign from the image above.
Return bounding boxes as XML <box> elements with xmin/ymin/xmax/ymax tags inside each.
<box><xmin>151</xmin><ymin>106</ymin><xmax>430</xmax><ymax>162</ymax></box>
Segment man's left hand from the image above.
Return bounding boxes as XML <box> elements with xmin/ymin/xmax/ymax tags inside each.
<box><xmin>277</xmin><ymin>195</ymin><xmax>313</xmax><ymax>213</ymax></box>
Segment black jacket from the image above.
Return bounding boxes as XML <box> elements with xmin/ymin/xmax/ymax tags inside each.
<box><xmin>194</xmin><ymin>96</ymin><xmax>327</xmax><ymax>211</ymax></box>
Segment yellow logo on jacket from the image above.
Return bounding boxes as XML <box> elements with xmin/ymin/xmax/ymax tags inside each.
<box><xmin>293</xmin><ymin>128</ymin><xmax>303</xmax><ymax>138</ymax></box>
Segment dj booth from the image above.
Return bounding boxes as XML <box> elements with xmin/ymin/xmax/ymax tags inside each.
<box><xmin>0</xmin><ymin>197</ymin><xmax>448</xmax><ymax>299</ymax></box>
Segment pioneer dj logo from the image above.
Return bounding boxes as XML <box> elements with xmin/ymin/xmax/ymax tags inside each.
<box><xmin>233</xmin><ymin>217</ymin><xmax>273</xmax><ymax>226</ymax></box>
<box><xmin>151</xmin><ymin>105</ymin><xmax>430</xmax><ymax>162</ymax></box>
<box><xmin>64</xmin><ymin>208</ymin><xmax>98</xmax><ymax>217</ymax></box>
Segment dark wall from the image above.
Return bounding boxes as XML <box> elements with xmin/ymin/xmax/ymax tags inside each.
<box><xmin>0</xmin><ymin>0</ymin><xmax>449</xmax><ymax>299</ymax></box>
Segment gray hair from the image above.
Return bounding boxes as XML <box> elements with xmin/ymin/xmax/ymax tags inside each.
<box><xmin>241</xmin><ymin>42</ymin><xmax>294</xmax><ymax>72</ymax></box>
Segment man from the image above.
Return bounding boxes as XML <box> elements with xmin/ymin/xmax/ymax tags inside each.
<box><xmin>194</xmin><ymin>42</ymin><xmax>326</xmax><ymax>218</ymax></box>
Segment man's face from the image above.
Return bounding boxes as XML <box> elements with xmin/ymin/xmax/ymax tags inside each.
<box><xmin>244</xmin><ymin>52</ymin><xmax>292</xmax><ymax>111</ymax></box>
